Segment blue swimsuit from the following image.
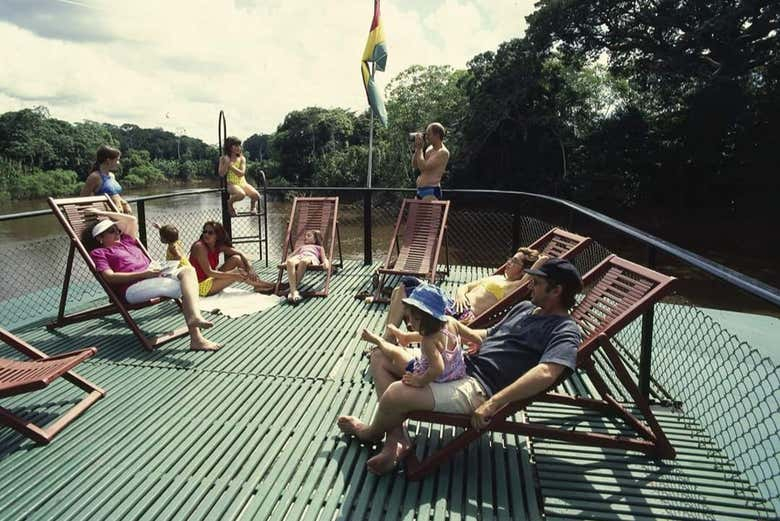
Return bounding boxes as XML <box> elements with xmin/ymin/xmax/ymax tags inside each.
<box><xmin>95</xmin><ymin>172</ymin><xmax>123</xmax><ymax>196</ymax></box>
<box><xmin>416</xmin><ymin>186</ymin><xmax>442</xmax><ymax>200</ymax></box>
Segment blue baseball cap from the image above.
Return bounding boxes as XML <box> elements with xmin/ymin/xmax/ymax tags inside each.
<box><xmin>402</xmin><ymin>283</ymin><xmax>448</xmax><ymax>322</ymax></box>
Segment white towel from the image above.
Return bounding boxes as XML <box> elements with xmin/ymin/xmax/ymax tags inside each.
<box><xmin>198</xmin><ymin>287</ymin><xmax>281</xmax><ymax>318</ymax></box>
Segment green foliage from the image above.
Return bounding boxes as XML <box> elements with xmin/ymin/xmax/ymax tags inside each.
<box><xmin>13</xmin><ymin>168</ymin><xmax>81</xmax><ymax>199</ymax></box>
<box><xmin>123</xmin><ymin>164</ymin><xmax>165</xmax><ymax>187</ymax></box>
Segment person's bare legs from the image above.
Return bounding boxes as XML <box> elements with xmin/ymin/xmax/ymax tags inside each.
<box><xmin>361</xmin><ymin>328</ymin><xmax>413</xmax><ymax>372</ymax></box>
<box><xmin>227</xmin><ymin>184</ymin><xmax>246</xmax><ymax>216</ymax></box>
<box><xmin>244</xmin><ymin>184</ymin><xmax>261</xmax><ymax>214</ymax></box>
<box><xmin>338</xmin><ymin>379</ymin><xmax>434</xmax><ymax>475</ymax></box>
<box><xmin>286</xmin><ymin>257</ymin><xmax>299</xmax><ymax>301</ymax></box>
<box><xmin>176</xmin><ymin>267</ymin><xmax>221</xmax><ymax>350</ymax></box>
<box><xmin>386</xmin><ymin>324</ymin><xmax>422</xmax><ymax>347</ymax></box>
<box><xmin>382</xmin><ymin>285</ymin><xmax>408</xmax><ymax>341</ymax></box>
<box><xmin>337</xmin><ymin>348</ymin><xmax>422</xmax><ymax>475</ymax></box>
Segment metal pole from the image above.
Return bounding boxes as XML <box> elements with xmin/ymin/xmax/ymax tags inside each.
<box><xmin>639</xmin><ymin>245</ymin><xmax>657</xmax><ymax>399</ymax></box>
<box><xmin>136</xmin><ymin>200</ymin><xmax>147</xmax><ymax>247</ymax></box>
<box><xmin>364</xmin><ymin>62</ymin><xmax>376</xmax><ymax>265</ymax></box>
<box><xmin>364</xmin><ymin>190</ymin><xmax>373</xmax><ymax>265</ymax></box>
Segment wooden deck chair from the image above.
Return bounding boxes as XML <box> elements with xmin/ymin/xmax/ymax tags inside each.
<box><xmin>0</xmin><ymin>327</ymin><xmax>104</xmax><ymax>444</ymax></box>
<box><xmin>469</xmin><ymin>228</ymin><xmax>591</xmax><ymax>328</ymax></box>
<box><xmin>371</xmin><ymin>199</ymin><xmax>451</xmax><ymax>303</ymax></box>
<box><xmin>274</xmin><ymin>197</ymin><xmax>342</xmax><ymax>297</ymax></box>
<box><xmin>47</xmin><ymin>195</ymin><xmax>188</xmax><ymax>351</ymax></box>
<box><xmin>404</xmin><ymin>254</ymin><xmax>677</xmax><ymax>479</ymax></box>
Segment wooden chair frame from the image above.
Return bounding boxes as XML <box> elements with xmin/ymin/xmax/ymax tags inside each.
<box><xmin>404</xmin><ymin>254</ymin><xmax>677</xmax><ymax>480</ymax></box>
<box><xmin>47</xmin><ymin>195</ymin><xmax>188</xmax><ymax>350</ymax></box>
<box><xmin>274</xmin><ymin>197</ymin><xmax>343</xmax><ymax>297</ymax></box>
<box><xmin>0</xmin><ymin>327</ymin><xmax>104</xmax><ymax>444</ymax></box>
<box><xmin>371</xmin><ymin>199</ymin><xmax>451</xmax><ymax>303</ymax></box>
<box><xmin>469</xmin><ymin>227</ymin><xmax>591</xmax><ymax>328</ymax></box>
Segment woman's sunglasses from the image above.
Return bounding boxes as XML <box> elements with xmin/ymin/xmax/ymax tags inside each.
<box><xmin>202</xmin><ymin>229</ymin><xmax>216</xmax><ymax>235</ymax></box>
<box><xmin>102</xmin><ymin>226</ymin><xmax>120</xmax><ymax>235</ymax></box>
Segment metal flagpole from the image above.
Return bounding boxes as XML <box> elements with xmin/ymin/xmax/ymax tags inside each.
<box><xmin>366</xmin><ymin>61</ymin><xmax>375</xmax><ymax>189</ymax></box>
<box><xmin>363</xmin><ymin>61</ymin><xmax>376</xmax><ymax>265</ymax></box>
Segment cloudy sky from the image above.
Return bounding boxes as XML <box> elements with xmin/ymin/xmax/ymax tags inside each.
<box><xmin>0</xmin><ymin>0</ymin><xmax>535</xmax><ymax>142</ymax></box>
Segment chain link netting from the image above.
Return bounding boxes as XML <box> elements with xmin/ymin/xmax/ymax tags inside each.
<box><xmin>0</xmin><ymin>188</ymin><xmax>777</xmax><ymax>513</ymax></box>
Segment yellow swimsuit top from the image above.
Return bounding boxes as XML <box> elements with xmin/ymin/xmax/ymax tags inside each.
<box><xmin>480</xmin><ymin>275</ymin><xmax>510</xmax><ymax>300</ymax></box>
<box><xmin>226</xmin><ymin>157</ymin><xmax>246</xmax><ymax>186</ymax></box>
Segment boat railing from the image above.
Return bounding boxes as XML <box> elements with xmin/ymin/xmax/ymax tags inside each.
<box><xmin>0</xmin><ymin>186</ymin><xmax>778</xmax><ymax>514</ymax></box>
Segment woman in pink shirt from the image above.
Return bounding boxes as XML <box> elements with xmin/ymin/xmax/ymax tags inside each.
<box><xmin>285</xmin><ymin>229</ymin><xmax>329</xmax><ymax>303</ymax></box>
<box><xmin>87</xmin><ymin>209</ymin><xmax>221</xmax><ymax>351</ymax></box>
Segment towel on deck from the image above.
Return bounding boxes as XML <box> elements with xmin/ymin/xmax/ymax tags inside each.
<box><xmin>198</xmin><ymin>287</ymin><xmax>281</xmax><ymax>318</ymax></box>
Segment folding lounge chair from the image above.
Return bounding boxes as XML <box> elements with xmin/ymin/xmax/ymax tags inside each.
<box><xmin>404</xmin><ymin>254</ymin><xmax>677</xmax><ymax>479</ymax></box>
<box><xmin>370</xmin><ymin>199</ymin><xmax>450</xmax><ymax>303</ymax></box>
<box><xmin>274</xmin><ymin>197</ymin><xmax>343</xmax><ymax>297</ymax></box>
<box><xmin>469</xmin><ymin>227</ymin><xmax>591</xmax><ymax>328</ymax></box>
<box><xmin>47</xmin><ymin>195</ymin><xmax>189</xmax><ymax>350</ymax></box>
<box><xmin>0</xmin><ymin>327</ymin><xmax>104</xmax><ymax>444</ymax></box>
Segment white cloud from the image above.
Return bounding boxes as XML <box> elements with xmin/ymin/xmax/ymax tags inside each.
<box><xmin>0</xmin><ymin>0</ymin><xmax>536</xmax><ymax>142</ymax></box>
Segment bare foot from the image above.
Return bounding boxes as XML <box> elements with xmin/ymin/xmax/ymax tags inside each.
<box><xmin>337</xmin><ymin>415</ymin><xmax>380</xmax><ymax>442</ymax></box>
<box><xmin>386</xmin><ymin>324</ymin><xmax>415</xmax><ymax>347</ymax></box>
<box><xmin>187</xmin><ymin>316</ymin><xmax>213</xmax><ymax>330</ymax></box>
<box><xmin>190</xmin><ymin>338</ymin><xmax>222</xmax><ymax>351</ymax></box>
<box><xmin>366</xmin><ymin>438</ymin><xmax>412</xmax><ymax>476</ymax></box>
<box><xmin>360</xmin><ymin>328</ymin><xmax>382</xmax><ymax>345</ymax></box>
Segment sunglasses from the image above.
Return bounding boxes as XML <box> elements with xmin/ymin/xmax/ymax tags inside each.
<box><xmin>202</xmin><ymin>229</ymin><xmax>216</xmax><ymax>235</ymax></box>
<box><xmin>102</xmin><ymin>226</ymin><xmax>120</xmax><ymax>235</ymax></box>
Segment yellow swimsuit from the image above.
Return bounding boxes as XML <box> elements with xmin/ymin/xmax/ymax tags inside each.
<box><xmin>226</xmin><ymin>157</ymin><xmax>247</xmax><ymax>187</ymax></box>
<box><xmin>480</xmin><ymin>275</ymin><xmax>510</xmax><ymax>300</ymax></box>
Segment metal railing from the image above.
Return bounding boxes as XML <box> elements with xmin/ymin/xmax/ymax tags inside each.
<box><xmin>0</xmin><ymin>186</ymin><xmax>778</xmax><ymax>514</ymax></box>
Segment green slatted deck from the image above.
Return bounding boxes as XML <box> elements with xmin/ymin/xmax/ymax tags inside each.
<box><xmin>0</xmin><ymin>261</ymin><xmax>774</xmax><ymax>521</ymax></box>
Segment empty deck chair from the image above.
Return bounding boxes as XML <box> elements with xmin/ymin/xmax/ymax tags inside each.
<box><xmin>0</xmin><ymin>327</ymin><xmax>104</xmax><ymax>444</ymax></box>
<box><xmin>47</xmin><ymin>195</ymin><xmax>189</xmax><ymax>350</ymax></box>
<box><xmin>404</xmin><ymin>254</ymin><xmax>677</xmax><ymax>479</ymax></box>
<box><xmin>274</xmin><ymin>197</ymin><xmax>343</xmax><ymax>297</ymax></box>
<box><xmin>370</xmin><ymin>199</ymin><xmax>450</xmax><ymax>303</ymax></box>
<box><xmin>469</xmin><ymin>227</ymin><xmax>591</xmax><ymax>328</ymax></box>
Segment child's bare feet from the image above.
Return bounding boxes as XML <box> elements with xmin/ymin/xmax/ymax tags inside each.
<box><xmin>386</xmin><ymin>324</ymin><xmax>412</xmax><ymax>347</ymax></box>
<box><xmin>360</xmin><ymin>328</ymin><xmax>382</xmax><ymax>345</ymax></box>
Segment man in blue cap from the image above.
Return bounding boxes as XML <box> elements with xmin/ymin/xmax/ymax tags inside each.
<box><xmin>338</xmin><ymin>258</ymin><xmax>583</xmax><ymax>475</ymax></box>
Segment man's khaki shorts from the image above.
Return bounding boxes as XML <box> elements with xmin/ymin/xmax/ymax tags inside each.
<box><xmin>429</xmin><ymin>376</ymin><xmax>487</xmax><ymax>414</ymax></box>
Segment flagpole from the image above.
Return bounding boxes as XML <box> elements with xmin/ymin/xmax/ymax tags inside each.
<box><xmin>364</xmin><ymin>61</ymin><xmax>375</xmax><ymax>265</ymax></box>
<box><xmin>366</xmin><ymin>61</ymin><xmax>375</xmax><ymax>190</ymax></box>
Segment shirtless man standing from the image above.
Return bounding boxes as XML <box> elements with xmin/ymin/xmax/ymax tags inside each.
<box><xmin>412</xmin><ymin>122</ymin><xmax>450</xmax><ymax>200</ymax></box>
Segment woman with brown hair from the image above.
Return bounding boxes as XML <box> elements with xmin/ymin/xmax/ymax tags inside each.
<box><xmin>188</xmin><ymin>221</ymin><xmax>275</xmax><ymax>296</ymax></box>
<box><xmin>81</xmin><ymin>145</ymin><xmax>132</xmax><ymax>214</ymax></box>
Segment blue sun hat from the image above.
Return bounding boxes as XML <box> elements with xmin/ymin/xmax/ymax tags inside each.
<box><xmin>402</xmin><ymin>283</ymin><xmax>448</xmax><ymax>322</ymax></box>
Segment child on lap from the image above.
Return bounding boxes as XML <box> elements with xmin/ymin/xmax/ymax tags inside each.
<box><xmin>361</xmin><ymin>283</ymin><xmax>466</xmax><ymax>387</ymax></box>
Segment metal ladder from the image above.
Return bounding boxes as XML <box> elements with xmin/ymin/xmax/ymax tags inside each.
<box><xmin>217</xmin><ymin>110</ymin><xmax>269</xmax><ymax>266</ymax></box>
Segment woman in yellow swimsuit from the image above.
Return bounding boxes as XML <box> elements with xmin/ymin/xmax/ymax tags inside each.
<box><xmin>381</xmin><ymin>247</ymin><xmax>547</xmax><ymax>341</ymax></box>
<box><xmin>218</xmin><ymin>136</ymin><xmax>261</xmax><ymax>216</ymax></box>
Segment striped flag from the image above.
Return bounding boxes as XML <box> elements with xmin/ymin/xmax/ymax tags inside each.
<box><xmin>361</xmin><ymin>0</ymin><xmax>387</xmax><ymax>126</ymax></box>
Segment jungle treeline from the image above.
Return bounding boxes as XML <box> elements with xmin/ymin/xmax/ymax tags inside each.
<box><xmin>0</xmin><ymin>0</ymin><xmax>777</xmax><ymax>216</ymax></box>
